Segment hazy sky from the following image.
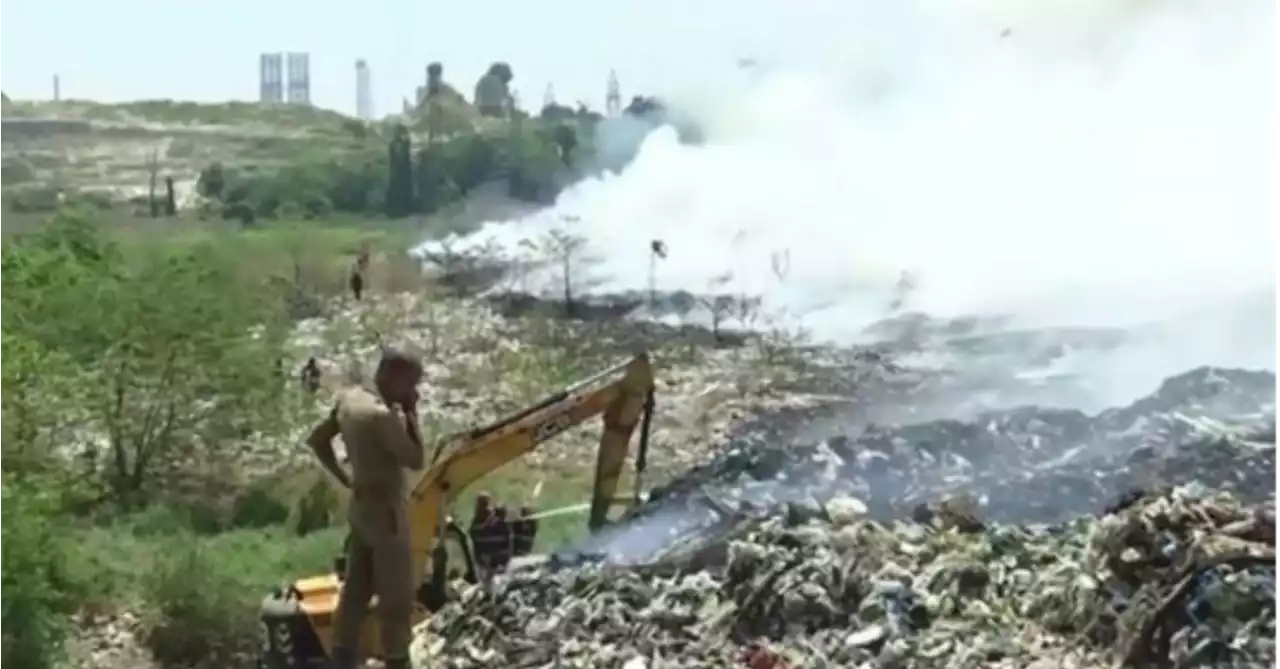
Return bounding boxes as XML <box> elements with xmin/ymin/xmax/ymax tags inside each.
<box><xmin>0</xmin><ymin>0</ymin><xmax>790</xmax><ymax>117</ymax></box>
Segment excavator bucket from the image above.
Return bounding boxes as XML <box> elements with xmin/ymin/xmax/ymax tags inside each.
<box><xmin>258</xmin><ymin>352</ymin><xmax>657</xmax><ymax>668</ymax></box>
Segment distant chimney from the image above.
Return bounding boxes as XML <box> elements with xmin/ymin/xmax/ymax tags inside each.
<box><xmin>355</xmin><ymin>59</ymin><xmax>373</xmax><ymax>120</ymax></box>
<box><xmin>53</xmin><ymin>75</ymin><xmax>61</xmax><ymax>102</ymax></box>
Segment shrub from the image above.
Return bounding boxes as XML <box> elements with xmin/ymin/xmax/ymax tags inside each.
<box><xmin>1</xmin><ymin>481</ymin><xmax>81</xmax><ymax>669</ymax></box>
<box><xmin>230</xmin><ymin>484</ymin><xmax>292</xmax><ymax>530</ymax></box>
<box><xmin>142</xmin><ymin>543</ymin><xmax>259</xmax><ymax>669</ymax></box>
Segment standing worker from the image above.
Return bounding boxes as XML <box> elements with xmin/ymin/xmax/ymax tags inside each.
<box><xmin>491</xmin><ymin>505</ymin><xmax>513</xmax><ymax>572</ymax></box>
<box><xmin>512</xmin><ymin>506</ymin><xmax>538</xmax><ymax>558</ymax></box>
<box><xmin>349</xmin><ymin>243</ymin><xmax>371</xmax><ymax>302</ymax></box>
<box><xmin>303</xmin><ymin>346</ymin><xmax>425</xmax><ymax>669</ymax></box>
<box><xmin>299</xmin><ymin>357</ymin><xmax>323</xmax><ymax>395</ymax></box>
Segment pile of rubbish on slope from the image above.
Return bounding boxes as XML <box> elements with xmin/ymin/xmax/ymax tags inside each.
<box><xmin>412</xmin><ymin>487</ymin><xmax>1275</xmax><ymax>668</ymax></box>
<box><xmin>410</xmin><ymin>366</ymin><xmax>1276</xmax><ymax>668</ymax></box>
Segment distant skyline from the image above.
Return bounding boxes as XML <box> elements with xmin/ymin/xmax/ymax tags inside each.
<box><xmin>0</xmin><ymin>0</ymin><xmax>797</xmax><ymax>117</ymax></box>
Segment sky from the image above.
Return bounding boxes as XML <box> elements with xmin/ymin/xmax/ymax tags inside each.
<box><xmin>0</xmin><ymin>0</ymin><xmax>790</xmax><ymax>117</ymax></box>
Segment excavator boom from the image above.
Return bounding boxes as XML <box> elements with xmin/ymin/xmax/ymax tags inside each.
<box><xmin>404</xmin><ymin>352</ymin><xmax>654</xmax><ymax>591</ymax></box>
<box><xmin>259</xmin><ymin>352</ymin><xmax>657</xmax><ymax>666</ymax></box>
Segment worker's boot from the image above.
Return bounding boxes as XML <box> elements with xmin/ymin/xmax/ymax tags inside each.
<box><xmin>384</xmin><ymin>656</ymin><xmax>412</xmax><ymax>669</ymax></box>
<box><xmin>330</xmin><ymin>647</ymin><xmax>359</xmax><ymax>669</ymax></box>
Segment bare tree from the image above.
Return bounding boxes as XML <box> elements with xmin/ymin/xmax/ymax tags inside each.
<box><xmin>417</xmin><ymin>237</ymin><xmax>506</xmax><ymax>297</ymax></box>
<box><xmin>734</xmin><ymin>293</ymin><xmax>762</xmax><ymax>331</ymax></box>
<box><xmin>698</xmin><ymin>272</ymin><xmax>735</xmax><ymax>343</ymax></box>
<box><xmin>770</xmin><ymin>249</ymin><xmax>791</xmax><ymax>283</ymax></box>
<box><xmin>539</xmin><ymin>225</ymin><xmax>595</xmax><ymax>317</ymax></box>
<box><xmin>514</xmin><ymin>238</ymin><xmax>539</xmax><ymax>294</ymax></box>
<box><xmin>510</xmin><ymin>217</ymin><xmax>601</xmax><ymax>318</ymax></box>
<box><xmin>890</xmin><ymin>270</ymin><xmax>917</xmax><ymax>312</ymax></box>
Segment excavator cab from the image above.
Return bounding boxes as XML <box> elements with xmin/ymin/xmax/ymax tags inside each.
<box><xmin>258</xmin><ymin>353</ymin><xmax>657</xmax><ymax>668</ymax></box>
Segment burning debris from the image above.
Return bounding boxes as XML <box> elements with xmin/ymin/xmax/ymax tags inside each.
<box><xmin>410</xmin><ymin>366</ymin><xmax>1275</xmax><ymax>668</ymax></box>
<box><xmin>578</xmin><ymin>366</ymin><xmax>1274</xmax><ymax>566</ymax></box>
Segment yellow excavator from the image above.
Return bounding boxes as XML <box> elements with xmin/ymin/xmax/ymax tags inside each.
<box><xmin>257</xmin><ymin>353</ymin><xmax>657</xmax><ymax>668</ymax></box>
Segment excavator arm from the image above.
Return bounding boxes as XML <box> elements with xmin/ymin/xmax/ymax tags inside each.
<box><xmin>405</xmin><ymin>352</ymin><xmax>655</xmax><ymax>587</ymax></box>
<box><xmin>258</xmin><ymin>353</ymin><xmax>656</xmax><ymax>666</ymax></box>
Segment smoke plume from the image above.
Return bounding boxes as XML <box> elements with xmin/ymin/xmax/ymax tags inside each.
<box><xmin>420</xmin><ymin>0</ymin><xmax>1277</xmax><ymax>409</ymax></box>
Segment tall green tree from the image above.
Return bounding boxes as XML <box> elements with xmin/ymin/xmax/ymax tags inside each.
<box><xmin>384</xmin><ymin>124</ymin><xmax>415</xmax><ymax>218</ymax></box>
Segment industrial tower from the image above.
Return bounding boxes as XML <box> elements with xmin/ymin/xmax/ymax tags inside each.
<box><xmin>286</xmin><ymin>53</ymin><xmax>311</xmax><ymax>106</ymax></box>
<box><xmin>259</xmin><ymin>53</ymin><xmax>284</xmax><ymax>104</ymax></box>
<box><xmin>355</xmin><ymin>59</ymin><xmax>373</xmax><ymax>120</ymax></box>
<box><xmin>606</xmin><ymin>69</ymin><xmax>621</xmax><ymax>116</ymax></box>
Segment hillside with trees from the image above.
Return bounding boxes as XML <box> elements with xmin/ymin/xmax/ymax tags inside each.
<box><xmin>2</xmin><ymin>60</ymin><xmax>660</xmax><ymax>227</ymax></box>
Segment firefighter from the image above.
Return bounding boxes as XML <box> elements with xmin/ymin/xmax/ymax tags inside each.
<box><xmin>512</xmin><ymin>506</ymin><xmax>538</xmax><ymax>557</ymax></box>
<box><xmin>491</xmin><ymin>505</ymin><xmax>513</xmax><ymax>572</ymax></box>
<box><xmin>469</xmin><ymin>493</ymin><xmax>493</xmax><ymax>567</ymax></box>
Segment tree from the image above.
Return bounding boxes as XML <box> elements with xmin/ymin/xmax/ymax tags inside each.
<box><xmin>507</xmin><ymin>127</ymin><xmax>561</xmax><ymax>202</ymax></box>
<box><xmin>552</xmin><ymin>124</ymin><xmax>578</xmax><ymax>167</ymax></box>
<box><xmin>384</xmin><ymin>124</ymin><xmax>415</xmax><ymax>218</ymax></box>
<box><xmin>527</xmin><ymin>218</ymin><xmax>599</xmax><ymax>318</ymax></box>
<box><xmin>625</xmin><ymin>96</ymin><xmax>663</xmax><ymax>116</ymax></box>
<box><xmin>475</xmin><ymin>63</ymin><xmax>514</xmax><ymax>118</ymax></box>
<box><xmin>433</xmin><ymin>133</ymin><xmax>497</xmax><ymax>197</ymax></box>
<box><xmin>179</xmin><ymin>93</ymin><xmax>596</xmax><ymax>220</ymax></box>
<box><xmin>1</xmin><ymin>333</ymin><xmax>92</xmax><ymax>498</ymax></box>
<box><xmin>1</xmin><ymin>212</ymin><xmax>291</xmax><ymax>508</ymax></box>
<box><xmin>164</xmin><ymin>176</ymin><xmax>177</xmax><ymax>216</ymax></box>
<box><xmin>197</xmin><ymin>162</ymin><xmax>226</xmax><ymax>200</ymax></box>
<box><xmin>413</xmin><ymin>148</ymin><xmax>460</xmax><ymax>215</ymax></box>
<box><xmin>699</xmin><ymin>272</ymin><xmax>735</xmax><ymax>343</ymax></box>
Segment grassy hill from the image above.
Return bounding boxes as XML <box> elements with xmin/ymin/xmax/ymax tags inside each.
<box><xmin>1</xmin><ymin>100</ymin><xmax>373</xmax><ymax>205</ymax></box>
<box><xmin>0</xmin><ymin>90</ymin><xmax>591</xmax><ymax>226</ymax></box>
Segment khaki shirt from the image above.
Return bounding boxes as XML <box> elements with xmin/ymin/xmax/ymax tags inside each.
<box><xmin>333</xmin><ymin>386</ymin><xmax>424</xmax><ymax>507</ymax></box>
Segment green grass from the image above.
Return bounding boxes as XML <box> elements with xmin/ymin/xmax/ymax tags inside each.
<box><xmin>65</xmin><ymin>452</ymin><xmax>622</xmax><ymax>625</ymax></box>
<box><xmin>69</xmin><ymin>514</ymin><xmax>345</xmax><ymax>612</ymax></box>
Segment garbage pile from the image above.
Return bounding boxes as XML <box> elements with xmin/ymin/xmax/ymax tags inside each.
<box><xmin>411</xmin><ymin>487</ymin><xmax>1275</xmax><ymax>668</ymax></box>
<box><xmin>409</xmin><ymin>366</ymin><xmax>1276</xmax><ymax>668</ymax></box>
<box><xmin>576</xmin><ymin>366</ymin><xmax>1274</xmax><ymax>564</ymax></box>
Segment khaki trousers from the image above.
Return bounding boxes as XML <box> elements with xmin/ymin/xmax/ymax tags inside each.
<box><xmin>332</xmin><ymin>501</ymin><xmax>412</xmax><ymax>662</ymax></box>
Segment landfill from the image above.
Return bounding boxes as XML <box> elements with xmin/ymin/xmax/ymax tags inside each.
<box><xmin>411</xmin><ymin>366</ymin><xmax>1276</xmax><ymax>669</ymax></box>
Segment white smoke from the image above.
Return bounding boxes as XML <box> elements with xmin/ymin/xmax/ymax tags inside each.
<box><xmin>418</xmin><ymin>0</ymin><xmax>1277</xmax><ymax>408</ymax></box>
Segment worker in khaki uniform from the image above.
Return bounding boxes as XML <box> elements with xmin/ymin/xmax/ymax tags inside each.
<box><xmin>306</xmin><ymin>348</ymin><xmax>425</xmax><ymax>669</ymax></box>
